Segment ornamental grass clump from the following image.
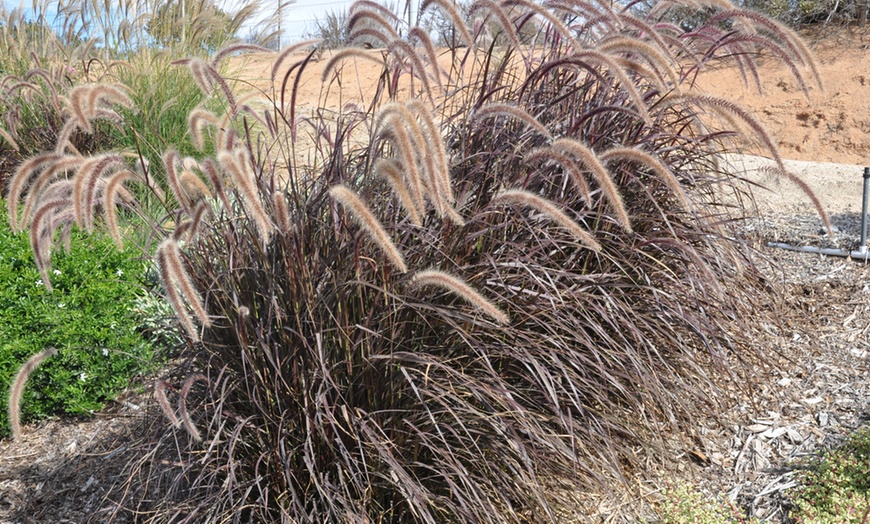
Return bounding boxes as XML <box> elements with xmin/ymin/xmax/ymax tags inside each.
<box><xmin>9</xmin><ymin>0</ymin><xmax>828</xmax><ymax>521</ymax></box>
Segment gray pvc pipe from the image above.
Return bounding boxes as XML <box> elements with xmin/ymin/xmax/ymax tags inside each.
<box><xmin>766</xmin><ymin>242</ymin><xmax>870</xmax><ymax>260</ymax></box>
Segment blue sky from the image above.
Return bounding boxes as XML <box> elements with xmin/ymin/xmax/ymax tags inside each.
<box><xmin>1</xmin><ymin>0</ymin><xmax>360</xmax><ymax>46</ymax></box>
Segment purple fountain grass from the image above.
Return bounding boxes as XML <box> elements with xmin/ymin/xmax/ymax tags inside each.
<box><xmin>155</xmin><ymin>380</ymin><xmax>181</xmax><ymax>428</ymax></box>
<box><xmin>329</xmin><ymin>184</ymin><xmax>408</xmax><ymax>273</ymax></box>
<box><xmin>178</xmin><ymin>374</ymin><xmax>207</xmax><ymax>442</ymax></box>
<box><xmin>599</xmin><ymin>147</ymin><xmax>691</xmax><ymax>210</ymax></box>
<box><xmin>103</xmin><ymin>170</ymin><xmax>134</xmax><ymax>249</ymax></box>
<box><xmin>217</xmin><ymin>149</ymin><xmax>274</xmax><ymax>243</ymax></box>
<box><xmin>550</xmin><ymin>138</ymin><xmax>633</xmax><ymax>232</ymax></box>
<box><xmin>410</xmin><ymin>269</ymin><xmax>509</xmax><ymax>325</ymax></box>
<box><xmin>492</xmin><ymin>188</ymin><xmax>602</xmax><ymax>251</ymax></box>
<box><xmin>374</xmin><ymin>158</ymin><xmax>423</xmax><ymax>226</ymax></box>
<box><xmin>8</xmin><ymin>348</ymin><xmax>57</xmax><ymax>441</ymax></box>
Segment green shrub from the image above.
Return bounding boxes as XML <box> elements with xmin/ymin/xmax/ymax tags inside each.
<box><xmin>9</xmin><ymin>0</ymin><xmax>830</xmax><ymax>522</ymax></box>
<box><xmin>0</xmin><ymin>204</ymin><xmax>154</xmax><ymax>435</ymax></box>
<box><xmin>656</xmin><ymin>482</ymin><xmax>761</xmax><ymax>524</ymax></box>
<box><xmin>787</xmin><ymin>427</ymin><xmax>870</xmax><ymax>523</ymax></box>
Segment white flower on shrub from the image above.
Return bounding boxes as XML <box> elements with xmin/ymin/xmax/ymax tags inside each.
<box><xmin>116</xmin><ymin>269</ymin><xmax>123</xmax><ymax>277</ymax></box>
<box><xmin>53</xmin><ymin>269</ymin><xmax>61</xmax><ymax>276</ymax></box>
<box><xmin>102</xmin><ymin>348</ymin><xmax>109</xmax><ymax>357</ymax></box>
<box><xmin>79</xmin><ymin>372</ymin><xmax>88</xmax><ymax>382</ymax></box>
<box><xmin>35</xmin><ymin>279</ymin><xmax>43</xmax><ymax>286</ymax></box>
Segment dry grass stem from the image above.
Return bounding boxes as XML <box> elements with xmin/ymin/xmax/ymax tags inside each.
<box><xmin>492</xmin><ymin>189</ymin><xmax>602</xmax><ymax>251</ymax></box>
<box><xmin>8</xmin><ymin>348</ymin><xmax>58</xmax><ymax>441</ymax></box>
<box><xmin>329</xmin><ymin>184</ymin><xmax>408</xmax><ymax>273</ymax></box>
<box><xmin>410</xmin><ymin>269</ymin><xmax>509</xmax><ymax>325</ymax></box>
<box><xmin>8</xmin><ymin>153</ymin><xmax>60</xmax><ymax>232</ymax></box>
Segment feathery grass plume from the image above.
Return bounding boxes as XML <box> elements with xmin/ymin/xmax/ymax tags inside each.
<box><xmin>321</xmin><ymin>49</ymin><xmax>387</xmax><ymax>83</ymax></box>
<box><xmin>469</xmin><ymin>0</ymin><xmax>523</xmax><ymax>51</ymax></box>
<box><xmin>492</xmin><ymin>189</ymin><xmax>602</xmax><ymax>251</ymax></box>
<box><xmin>410</xmin><ymin>269</ymin><xmax>509</xmax><ymax>324</ymax></box>
<box><xmin>179</xmin><ymin>170</ymin><xmax>213</xmax><ymax>201</ymax></box>
<box><xmin>675</xmin><ymin>93</ymin><xmax>831</xmax><ymax>232</ymax></box>
<box><xmin>408</xmin><ymin>27</ymin><xmax>446</xmax><ymax>92</ymax></box>
<box><xmin>551</xmin><ymin>138</ymin><xmax>632</xmax><ymax>231</ymax></box>
<box><xmin>201</xmin><ymin>158</ymin><xmax>232</xmax><ymax>212</ymax></box>
<box><xmin>178</xmin><ymin>374</ymin><xmax>207</xmax><ymax>442</ymax></box>
<box><xmin>347</xmin><ymin>9</ymin><xmax>401</xmax><ymax>41</ymax></box>
<box><xmin>388</xmin><ymin>39</ymin><xmax>438</xmax><ymax>100</ymax></box>
<box><xmin>68</xmin><ymin>84</ymin><xmax>92</xmax><ymax>132</ymax></box>
<box><xmin>421</xmin><ymin>0</ymin><xmax>475</xmax><ymax>49</ymax></box>
<box><xmin>211</xmin><ymin>43</ymin><xmax>272</xmax><ymax>68</ymax></box>
<box><xmin>597</xmin><ymin>35</ymin><xmax>679</xmax><ymax>88</ymax></box>
<box><xmin>156</xmin><ymin>239</ymin><xmax>206</xmax><ymax>341</ymax></box>
<box><xmin>273</xmin><ymin>192</ymin><xmax>292</xmax><ymax>234</ymax></box>
<box><xmin>378</xmin><ymin>102</ymin><xmax>444</xmax><ymax>215</ymax></box>
<box><xmin>8</xmin><ymin>348</ymin><xmax>57</xmax><ymax>441</ymax></box>
<box><xmin>472</xmin><ymin>103</ymin><xmax>552</xmax><ymax>139</ymax></box>
<box><xmin>181</xmin><ymin>58</ymin><xmax>237</xmax><ymax>114</ymax></box>
<box><xmin>188</xmin><ymin>109</ymin><xmax>219</xmax><ymax>150</ymax></box>
<box><xmin>163</xmin><ymin>149</ymin><xmax>191</xmax><ymax>213</ymax></box>
<box><xmin>374</xmin><ymin>157</ymin><xmax>422</xmax><ymax>226</ymax></box>
<box><xmin>329</xmin><ymin>184</ymin><xmax>408</xmax><ymax>273</ymax></box>
<box><xmin>711</xmin><ymin>9</ymin><xmax>823</xmax><ymax>92</ymax></box>
<box><xmin>30</xmin><ymin>198</ymin><xmax>69</xmax><ymax>292</ymax></box>
<box><xmin>19</xmin><ymin>158</ymin><xmax>83</xmax><ymax>234</ymax></box>
<box><xmin>103</xmin><ymin>169</ymin><xmax>134</xmax><ymax>249</ymax></box>
<box><xmin>154</xmin><ymin>380</ymin><xmax>180</xmax><ymax>428</ymax></box>
<box><xmin>600</xmin><ymin>147</ymin><xmax>691</xmax><ymax>210</ymax></box>
<box><xmin>502</xmin><ymin>0</ymin><xmax>579</xmax><ymax>49</ymax></box>
<box><xmin>406</xmin><ymin>99</ymin><xmax>456</xmax><ymax>207</ymax></box>
<box><xmin>377</xmin><ymin>112</ymin><xmax>426</xmax><ymax>214</ymax></box>
<box><xmin>0</xmin><ymin>126</ymin><xmax>19</xmax><ymax>151</ymax></box>
<box><xmin>85</xmin><ymin>83</ymin><xmax>133</xmax><ymax>118</ymax></box>
<box><xmin>526</xmin><ymin>147</ymin><xmax>592</xmax><ymax>202</ymax></box>
<box><xmin>8</xmin><ymin>153</ymin><xmax>60</xmax><ymax>232</ymax></box>
<box><xmin>348</xmin><ymin>27</ymin><xmax>394</xmax><ymax>47</ymax></box>
<box><xmin>270</xmin><ymin>38</ymin><xmax>322</xmax><ymax>83</ymax></box>
<box><xmin>72</xmin><ymin>154</ymin><xmax>124</xmax><ymax>232</ymax></box>
<box><xmin>218</xmin><ymin>149</ymin><xmax>274</xmax><ymax>243</ymax></box>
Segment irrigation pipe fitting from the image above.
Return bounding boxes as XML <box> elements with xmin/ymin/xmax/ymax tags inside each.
<box><xmin>766</xmin><ymin>166</ymin><xmax>870</xmax><ymax>262</ymax></box>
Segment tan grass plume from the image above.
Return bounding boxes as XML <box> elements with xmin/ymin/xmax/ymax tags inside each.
<box><xmin>154</xmin><ymin>380</ymin><xmax>181</xmax><ymax>428</ymax></box>
<box><xmin>492</xmin><ymin>189</ymin><xmax>602</xmax><ymax>251</ymax></box>
<box><xmin>8</xmin><ymin>348</ymin><xmax>57</xmax><ymax>440</ymax></box>
<box><xmin>374</xmin><ymin>158</ymin><xmax>423</xmax><ymax>226</ymax></box>
<box><xmin>329</xmin><ymin>184</ymin><xmax>408</xmax><ymax>273</ymax></box>
<box><xmin>599</xmin><ymin>147</ymin><xmax>690</xmax><ymax>210</ymax></box>
<box><xmin>178</xmin><ymin>373</ymin><xmax>207</xmax><ymax>442</ymax></box>
<box><xmin>410</xmin><ymin>269</ymin><xmax>508</xmax><ymax>325</ymax></box>
<box><xmin>550</xmin><ymin>138</ymin><xmax>632</xmax><ymax>232</ymax></box>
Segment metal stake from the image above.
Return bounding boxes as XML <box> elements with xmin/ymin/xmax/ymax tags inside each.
<box><xmin>861</xmin><ymin>167</ymin><xmax>870</xmax><ymax>252</ymax></box>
